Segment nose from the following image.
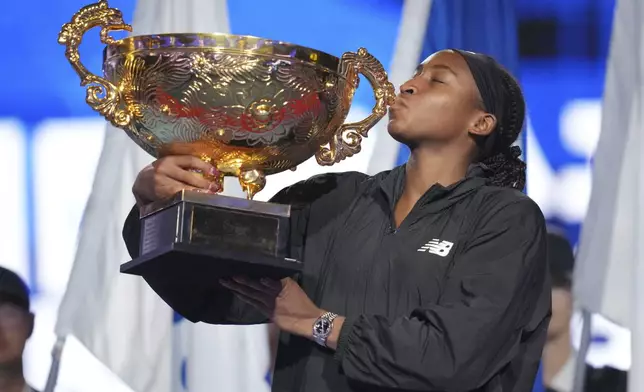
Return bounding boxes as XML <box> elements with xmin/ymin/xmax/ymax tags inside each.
<box><xmin>399</xmin><ymin>81</ymin><xmax>416</xmax><ymax>95</ymax></box>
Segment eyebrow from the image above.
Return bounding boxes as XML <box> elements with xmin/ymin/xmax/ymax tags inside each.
<box><xmin>414</xmin><ymin>63</ymin><xmax>457</xmax><ymax>76</ymax></box>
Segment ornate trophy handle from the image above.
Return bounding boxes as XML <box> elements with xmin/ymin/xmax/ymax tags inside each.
<box><xmin>57</xmin><ymin>0</ymin><xmax>133</xmax><ymax>127</ymax></box>
<box><xmin>316</xmin><ymin>48</ymin><xmax>396</xmax><ymax>166</ymax></box>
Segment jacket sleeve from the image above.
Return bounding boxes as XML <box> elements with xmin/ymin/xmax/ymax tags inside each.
<box><xmin>334</xmin><ymin>198</ymin><xmax>550</xmax><ymax>391</ymax></box>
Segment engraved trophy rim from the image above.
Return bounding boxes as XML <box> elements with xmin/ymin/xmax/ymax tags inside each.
<box><xmin>104</xmin><ymin>32</ymin><xmax>342</xmax><ymax>75</ymax></box>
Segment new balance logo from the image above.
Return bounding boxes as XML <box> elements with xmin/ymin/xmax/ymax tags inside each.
<box><xmin>417</xmin><ymin>239</ymin><xmax>454</xmax><ymax>257</ymax></box>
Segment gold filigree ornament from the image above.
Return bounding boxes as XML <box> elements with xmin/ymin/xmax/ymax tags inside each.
<box><xmin>59</xmin><ymin>1</ymin><xmax>396</xmax><ymax>200</ymax></box>
<box><xmin>58</xmin><ymin>0</ymin><xmax>133</xmax><ymax>128</ymax></box>
<box><xmin>316</xmin><ymin>48</ymin><xmax>397</xmax><ymax>165</ymax></box>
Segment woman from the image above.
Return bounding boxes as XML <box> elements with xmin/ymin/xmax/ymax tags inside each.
<box><xmin>124</xmin><ymin>49</ymin><xmax>551</xmax><ymax>391</ymax></box>
<box><xmin>543</xmin><ymin>232</ymin><xmax>576</xmax><ymax>392</ymax></box>
<box><xmin>543</xmin><ymin>232</ymin><xmax>628</xmax><ymax>392</ymax></box>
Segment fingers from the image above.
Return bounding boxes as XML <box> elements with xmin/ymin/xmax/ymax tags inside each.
<box><xmin>153</xmin><ymin>156</ymin><xmax>221</xmax><ymax>191</ymax></box>
<box><xmin>236</xmin><ymin>276</ymin><xmax>283</xmax><ymax>297</ymax></box>
<box><xmin>155</xmin><ymin>177</ymin><xmax>200</xmax><ymax>195</ymax></box>
<box><xmin>164</xmin><ymin>155</ymin><xmax>216</xmax><ymax>173</ymax></box>
<box><xmin>169</xmin><ymin>169</ymin><xmax>219</xmax><ymax>191</ymax></box>
<box><xmin>232</xmin><ymin>292</ymin><xmax>271</xmax><ymax>316</ymax></box>
<box><xmin>220</xmin><ymin>277</ymin><xmax>263</xmax><ymax>301</ymax></box>
<box><xmin>220</xmin><ymin>276</ymin><xmax>280</xmax><ymax>309</ymax></box>
<box><xmin>134</xmin><ymin>155</ymin><xmax>226</xmax><ymax>205</ymax></box>
<box><xmin>260</xmin><ymin>278</ymin><xmax>283</xmax><ymax>296</ymax></box>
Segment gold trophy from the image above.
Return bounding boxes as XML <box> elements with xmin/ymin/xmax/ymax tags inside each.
<box><xmin>59</xmin><ymin>0</ymin><xmax>395</xmax><ymax>322</ymax></box>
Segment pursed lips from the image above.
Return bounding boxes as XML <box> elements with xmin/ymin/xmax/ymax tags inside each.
<box><xmin>391</xmin><ymin>95</ymin><xmax>408</xmax><ymax>109</ymax></box>
<box><xmin>389</xmin><ymin>96</ymin><xmax>407</xmax><ymax>118</ymax></box>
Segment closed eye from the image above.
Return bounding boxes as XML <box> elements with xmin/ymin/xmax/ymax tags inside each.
<box><xmin>430</xmin><ymin>78</ymin><xmax>445</xmax><ymax>84</ymax></box>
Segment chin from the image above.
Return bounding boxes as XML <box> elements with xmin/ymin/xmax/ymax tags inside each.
<box><xmin>387</xmin><ymin>121</ymin><xmax>412</xmax><ymax>146</ymax></box>
<box><xmin>0</xmin><ymin>352</ymin><xmax>17</xmax><ymax>364</ymax></box>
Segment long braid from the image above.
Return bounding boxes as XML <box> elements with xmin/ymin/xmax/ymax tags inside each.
<box><xmin>480</xmin><ymin>70</ymin><xmax>526</xmax><ymax>190</ymax></box>
<box><xmin>482</xmin><ymin>145</ymin><xmax>526</xmax><ymax>190</ymax></box>
<box><xmin>452</xmin><ymin>50</ymin><xmax>528</xmax><ymax>190</ymax></box>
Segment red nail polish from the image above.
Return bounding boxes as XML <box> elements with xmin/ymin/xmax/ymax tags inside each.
<box><xmin>208</xmin><ymin>182</ymin><xmax>220</xmax><ymax>193</ymax></box>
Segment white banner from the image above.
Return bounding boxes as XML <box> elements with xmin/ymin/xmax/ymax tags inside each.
<box><xmin>51</xmin><ymin>1</ymin><xmax>275</xmax><ymax>392</ymax></box>
<box><xmin>573</xmin><ymin>0</ymin><xmax>643</xmax><ymax>390</ymax></box>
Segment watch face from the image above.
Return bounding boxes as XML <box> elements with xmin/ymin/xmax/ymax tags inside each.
<box><xmin>314</xmin><ymin>318</ymin><xmax>332</xmax><ymax>335</ymax></box>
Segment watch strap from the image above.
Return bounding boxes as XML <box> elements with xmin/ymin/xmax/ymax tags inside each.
<box><xmin>313</xmin><ymin>312</ymin><xmax>338</xmax><ymax>347</ymax></box>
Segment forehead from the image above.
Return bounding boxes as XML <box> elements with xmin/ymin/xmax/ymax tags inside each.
<box><xmin>0</xmin><ymin>302</ymin><xmax>28</xmax><ymax>321</ymax></box>
<box><xmin>419</xmin><ymin>50</ymin><xmax>471</xmax><ymax>75</ymax></box>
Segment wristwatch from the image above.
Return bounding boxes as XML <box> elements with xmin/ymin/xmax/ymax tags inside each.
<box><xmin>312</xmin><ymin>312</ymin><xmax>338</xmax><ymax>347</ymax></box>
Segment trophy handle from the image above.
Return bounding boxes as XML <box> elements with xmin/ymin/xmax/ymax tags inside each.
<box><xmin>316</xmin><ymin>48</ymin><xmax>396</xmax><ymax>166</ymax></box>
<box><xmin>57</xmin><ymin>0</ymin><xmax>133</xmax><ymax>127</ymax></box>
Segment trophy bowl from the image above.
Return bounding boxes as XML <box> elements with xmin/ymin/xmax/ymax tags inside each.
<box><xmin>59</xmin><ymin>0</ymin><xmax>395</xmax><ymax>322</ymax></box>
<box><xmin>59</xmin><ymin>0</ymin><xmax>395</xmax><ymax>199</ymax></box>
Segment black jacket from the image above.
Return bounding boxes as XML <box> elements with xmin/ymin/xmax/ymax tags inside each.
<box><xmin>123</xmin><ymin>165</ymin><xmax>551</xmax><ymax>392</ymax></box>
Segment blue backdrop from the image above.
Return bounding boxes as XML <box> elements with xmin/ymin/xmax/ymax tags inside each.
<box><xmin>0</xmin><ymin>2</ymin><xmax>614</xmax><ymax>389</ymax></box>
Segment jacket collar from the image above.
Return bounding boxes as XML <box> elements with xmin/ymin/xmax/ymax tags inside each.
<box><xmin>376</xmin><ymin>163</ymin><xmax>490</xmax><ymax>213</ymax></box>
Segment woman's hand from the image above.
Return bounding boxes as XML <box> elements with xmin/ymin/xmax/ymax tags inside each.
<box><xmin>220</xmin><ymin>277</ymin><xmax>324</xmax><ymax>336</ymax></box>
<box><xmin>132</xmin><ymin>155</ymin><xmax>222</xmax><ymax>207</ymax></box>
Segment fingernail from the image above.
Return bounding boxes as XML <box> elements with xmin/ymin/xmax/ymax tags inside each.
<box><xmin>208</xmin><ymin>182</ymin><xmax>221</xmax><ymax>193</ymax></box>
<box><xmin>260</xmin><ymin>278</ymin><xmax>270</xmax><ymax>284</ymax></box>
<box><xmin>209</xmin><ymin>167</ymin><xmax>218</xmax><ymax>176</ymax></box>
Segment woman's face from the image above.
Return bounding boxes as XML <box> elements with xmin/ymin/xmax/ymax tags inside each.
<box><xmin>387</xmin><ymin>50</ymin><xmax>495</xmax><ymax>148</ymax></box>
<box><xmin>0</xmin><ymin>303</ymin><xmax>32</xmax><ymax>365</ymax></box>
<box><xmin>548</xmin><ymin>287</ymin><xmax>573</xmax><ymax>339</ymax></box>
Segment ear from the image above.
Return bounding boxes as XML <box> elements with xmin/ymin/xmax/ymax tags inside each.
<box><xmin>468</xmin><ymin>112</ymin><xmax>497</xmax><ymax>137</ymax></box>
<box><xmin>26</xmin><ymin>312</ymin><xmax>34</xmax><ymax>338</ymax></box>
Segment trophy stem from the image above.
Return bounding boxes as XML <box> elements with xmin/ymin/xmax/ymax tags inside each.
<box><xmin>239</xmin><ymin>169</ymin><xmax>266</xmax><ymax>200</ymax></box>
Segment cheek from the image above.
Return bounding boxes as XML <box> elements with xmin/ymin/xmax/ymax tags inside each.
<box><xmin>0</xmin><ymin>327</ymin><xmax>27</xmax><ymax>359</ymax></box>
<box><xmin>409</xmin><ymin>95</ymin><xmax>464</xmax><ymax>135</ymax></box>
<box><xmin>548</xmin><ymin>290</ymin><xmax>573</xmax><ymax>333</ymax></box>
<box><xmin>552</xmin><ymin>290</ymin><xmax>572</xmax><ymax>313</ymax></box>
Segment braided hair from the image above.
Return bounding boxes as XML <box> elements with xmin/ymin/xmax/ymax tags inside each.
<box><xmin>452</xmin><ymin>50</ymin><xmax>527</xmax><ymax>190</ymax></box>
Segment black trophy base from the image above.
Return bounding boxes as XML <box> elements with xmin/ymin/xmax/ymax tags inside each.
<box><xmin>120</xmin><ymin>190</ymin><xmax>302</xmax><ymax>323</ymax></box>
